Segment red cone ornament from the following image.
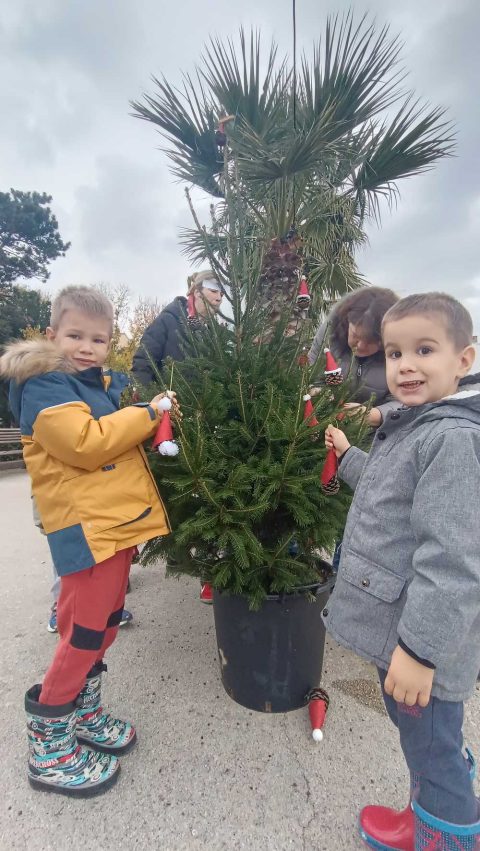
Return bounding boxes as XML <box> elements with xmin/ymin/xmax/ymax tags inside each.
<box><xmin>324</xmin><ymin>348</ymin><xmax>342</xmax><ymax>385</ymax></box>
<box><xmin>297</xmin><ymin>346</ymin><xmax>309</xmax><ymax>367</ymax></box>
<box><xmin>296</xmin><ymin>275</ymin><xmax>311</xmax><ymax>309</ymax></box>
<box><xmin>152</xmin><ymin>402</ymin><xmax>179</xmax><ymax>456</ymax></box>
<box><xmin>321</xmin><ymin>447</ymin><xmax>340</xmax><ymax>494</ymax></box>
<box><xmin>303</xmin><ymin>394</ymin><xmax>319</xmax><ymax>428</ymax></box>
<box><xmin>307</xmin><ymin>688</ymin><xmax>330</xmax><ymax>742</ymax></box>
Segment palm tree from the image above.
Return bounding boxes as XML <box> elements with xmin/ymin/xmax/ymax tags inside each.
<box><xmin>131</xmin><ymin>12</ymin><xmax>453</xmax><ymax>307</ymax></box>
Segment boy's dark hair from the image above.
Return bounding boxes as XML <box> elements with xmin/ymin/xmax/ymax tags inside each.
<box><xmin>382</xmin><ymin>292</ymin><xmax>473</xmax><ymax>350</ymax></box>
<box><xmin>330</xmin><ymin>287</ymin><xmax>398</xmax><ymax>356</ymax></box>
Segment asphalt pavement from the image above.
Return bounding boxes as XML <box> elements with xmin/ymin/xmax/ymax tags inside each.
<box><xmin>1</xmin><ymin>469</ymin><xmax>479</xmax><ymax>851</ymax></box>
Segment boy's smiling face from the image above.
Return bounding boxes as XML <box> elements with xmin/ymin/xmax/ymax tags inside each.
<box><xmin>46</xmin><ymin>308</ymin><xmax>112</xmax><ymax>371</ymax></box>
<box><xmin>383</xmin><ymin>313</ymin><xmax>475</xmax><ymax>407</ymax></box>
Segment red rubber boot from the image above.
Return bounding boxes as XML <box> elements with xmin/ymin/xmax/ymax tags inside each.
<box><xmin>359</xmin><ymin>802</ymin><xmax>414</xmax><ymax>851</ymax></box>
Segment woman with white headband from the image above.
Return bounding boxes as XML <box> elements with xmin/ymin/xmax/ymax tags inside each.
<box><xmin>132</xmin><ymin>270</ymin><xmax>223</xmax><ymax>604</ymax></box>
<box><xmin>132</xmin><ymin>270</ymin><xmax>223</xmax><ymax>386</ymax></box>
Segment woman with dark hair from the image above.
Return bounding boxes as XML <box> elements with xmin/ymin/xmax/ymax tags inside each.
<box><xmin>308</xmin><ymin>287</ymin><xmax>399</xmax><ymax>426</ymax></box>
<box><xmin>309</xmin><ymin>287</ymin><xmax>399</xmax><ymax>573</ymax></box>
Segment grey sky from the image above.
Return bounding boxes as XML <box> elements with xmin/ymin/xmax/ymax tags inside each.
<box><xmin>1</xmin><ymin>0</ymin><xmax>479</xmax><ymax>332</ymax></box>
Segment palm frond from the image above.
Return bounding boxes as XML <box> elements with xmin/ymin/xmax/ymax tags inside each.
<box><xmin>299</xmin><ymin>12</ymin><xmax>405</xmax><ymax>130</ymax></box>
<box><xmin>131</xmin><ymin>73</ymin><xmax>224</xmax><ymax>195</ymax></box>
<box><xmin>351</xmin><ymin>96</ymin><xmax>455</xmax><ymax>220</ymax></box>
<box><xmin>202</xmin><ymin>29</ymin><xmax>290</xmax><ymax>140</ymax></box>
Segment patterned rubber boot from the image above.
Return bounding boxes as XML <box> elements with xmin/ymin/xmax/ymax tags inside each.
<box><xmin>360</xmin><ymin>754</ymin><xmax>476</xmax><ymax>851</ymax></box>
<box><xmin>26</xmin><ymin>685</ymin><xmax>120</xmax><ymax>797</ymax></box>
<box><xmin>360</xmin><ymin>802</ymin><xmax>414</xmax><ymax>851</ymax></box>
<box><xmin>413</xmin><ymin>799</ymin><xmax>480</xmax><ymax>850</ymax></box>
<box><xmin>76</xmin><ymin>662</ymin><xmax>137</xmax><ymax>755</ymax></box>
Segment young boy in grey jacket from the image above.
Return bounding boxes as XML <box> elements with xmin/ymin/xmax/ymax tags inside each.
<box><xmin>325</xmin><ymin>293</ymin><xmax>480</xmax><ymax>850</ymax></box>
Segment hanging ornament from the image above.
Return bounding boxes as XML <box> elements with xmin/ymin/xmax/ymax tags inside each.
<box><xmin>324</xmin><ymin>348</ymin><xmax>342</xmax><ymax>385</ymax></box>
<box><xmin>296</xmin><ymin>275</ymin><xmax>311</xmax><ymax>309</ymax></box>
<box><xmin>187</xmin><ymin>292</ymin><xmax>202</xmax><ymax>330</ymax></box>
<box><xmin>321</xmin><ymin>447</ymin><xmax>340</xmax><ymax>494</ymax></box>
<box><xmin>306</xmin><ymin>687</ymin><xmax>330</xmax><ymax>742</ymax></box>
<box><xmin>320</xmin><ymin>348</ymin><xmax>343</xmax><ymax>494</ymax></box>
<box><xmin>152</xmin><ymin>398</ymin><xmax>179</xmax><ymax>456</ymax></box>
<box><xmin>303</xmin><ymin>394</ymin><xmax>319</xmax><ymax>428</ymax></box>
<box><xmin>297</xmin><ymin>346</ymin><xmax>309</xmax><ymax>367</ymax></box>
<box><xmin>215</xmin><ymin>114</ymin><xmax>234</xmax><ymax>148</ymax></box>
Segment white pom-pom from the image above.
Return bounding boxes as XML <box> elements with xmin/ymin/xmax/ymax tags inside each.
<box><xmin>324</xmin><ymin>348</ymin><xmax>330</xmax><ymax>354</ymax></box>
<box><xmin>312</xmin><ymin>728</ymin><xmax>323</xmax><ymax>742</ymax></box>
<box><xmin>158</xmin><ymin>440</ymin><xmax>179</xmax><ymax>457</ymax></box>
<box><xmin>158</xmin><ymin>397</ymin><xmax>172</xmax><ymax>411</ymax></box>
<box><xmin>303</xmin><ymin>394</ymin><xmax>311</xmax><ymax>402</ymax></box>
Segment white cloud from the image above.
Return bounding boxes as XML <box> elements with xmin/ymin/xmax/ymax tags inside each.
<box><xmin>0</xmin><ymin>0</ymin><xmax>478</xmax><ymax>330</ymax></box>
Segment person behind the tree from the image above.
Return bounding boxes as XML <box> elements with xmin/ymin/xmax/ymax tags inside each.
<box><xmin>308</xmin><ymin>286</ymin><xmax>400</xmax><ymax>426</ymax></box>
<box><xmin>132</xmin><ymin>269</ymin><xmax>224</xmax><ymax>604</ymax></box>
<box><xmin>131</xmin><ymin>269</ymin><xmax>224</xmax><ymax>386</ymax></box>
<box><xmin>0</xmin><ymin>285</ymin><xmax>175</xmax><ymax>798</ymax></box>
<box><xmin>324</xmin><ymin>292</ymin><xmax>480</xmax><ymax>849</ymax></box>
<box><xmin>309</xmin><ymin>286</ymin><xmax>401</xmax><ymax>569</ymax></box>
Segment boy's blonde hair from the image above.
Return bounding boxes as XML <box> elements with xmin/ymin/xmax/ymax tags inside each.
<box><xmin>50</xmin><ymin>286</ymin><xmax>114</xmax><ymax>336</ymax></box>
<box><xmin>186</xmin><ymin>269</ymin><xmax>218</xmax><ymax>294</ymax></box>
<box><xmin>382</xmin><ymin>292</ymin><xmax>473</xmax><ymax>351</ymax></box>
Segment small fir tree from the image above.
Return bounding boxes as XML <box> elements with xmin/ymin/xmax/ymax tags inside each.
<box><xmin>142</xmin><ymin>170</ymin><xmax>365</xmax><ymax>609</ymax></box>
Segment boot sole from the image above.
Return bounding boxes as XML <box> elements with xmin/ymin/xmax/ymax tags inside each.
<box><xmin>359</xmin><ymin>825</ymin><xmax>410</xmax><ymax>851</ymax></box>
<box><xmin>28</xmin><ymin>763</ymin><xmax>120</xmax><ymax>798</ymax></box>
<box><xmin>77</xmin><ymin>729</ymin><xmax>137</xmax><ymax>756</ymax></box>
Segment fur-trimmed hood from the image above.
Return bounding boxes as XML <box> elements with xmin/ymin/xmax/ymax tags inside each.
<box><xmin>0</xmin><ymin>339</ymin><xmax>75</xmax><ymax>384</ymax></box>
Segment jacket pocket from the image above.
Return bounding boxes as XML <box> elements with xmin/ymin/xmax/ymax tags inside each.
<box><xmin>64</xmin><ymin>456</ymin><xmax>153</xmax><ymax>534</ymax></box>
<box><xmin>329</xmin><ymin>551</ymin><xmax>407</xmax><ymax>659</ymax></box>
<box><xmin>342</xmin><ymin>555</ymin><xmax>406</xmax><ymax>602</ymax></box>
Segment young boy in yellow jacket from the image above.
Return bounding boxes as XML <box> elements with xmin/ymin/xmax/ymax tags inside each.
<box><xmin>0</xmin><ymin>286</ymin><xmax>174</xmax><ymax>797</ymax></box>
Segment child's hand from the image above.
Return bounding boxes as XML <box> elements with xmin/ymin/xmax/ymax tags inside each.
<box><xmin>343</xmin><ymin>402</ymin><xmax>382</xmax><ymax>427</ymax></box>
<box><xmin>384</xmin><ymin>645</ymin><xmax>434</xmax><ymax>707</ymax></box>
<box><xmin>325</xmin><ymin>424</ymin><xmax>351</xmax><ymax>459</ymax></box>
<box><xmin>149</xmin><ymin>391</ymin><xmax>182</xmax><ymax>420</ymax></box>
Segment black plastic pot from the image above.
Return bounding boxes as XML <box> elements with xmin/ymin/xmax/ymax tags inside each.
<box><xmin>212</xmin><ymin>572</ymin><xmax>334</xmax><ymax>713</ymax></box>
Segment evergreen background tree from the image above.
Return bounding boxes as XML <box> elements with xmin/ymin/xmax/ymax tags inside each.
<box><xmin>0</xmin><ymin>189</ymin><xmax>70</xmax><ymax>291</ymax></box>
<box><xmin>0</xmin><ymin>284</ymin><xmax>51</xmax><ymax>424</ymax></box>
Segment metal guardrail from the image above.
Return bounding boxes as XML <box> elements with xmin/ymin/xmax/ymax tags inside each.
<box><xmin>0</xmin><ymin>428</ymin><xmax>25</xmax><ymax>470</ymax></box>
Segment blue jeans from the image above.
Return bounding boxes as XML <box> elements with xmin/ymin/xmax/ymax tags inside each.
<box><xmin>378</xmin><ymin>668</ymin><xmax>478</xmax><ymax>824</ymax></box>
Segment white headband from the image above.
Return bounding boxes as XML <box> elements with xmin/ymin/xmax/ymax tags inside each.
<box><xmin>202</xmin><ymin>279</ymin><xmax>221</xmax><ymax>293</ymax></box>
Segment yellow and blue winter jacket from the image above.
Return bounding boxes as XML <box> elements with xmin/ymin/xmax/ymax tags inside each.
<box><xmin>0</xmin><ymin>340</ymin><xmax>170</xmax><ymax>576</ymax></box>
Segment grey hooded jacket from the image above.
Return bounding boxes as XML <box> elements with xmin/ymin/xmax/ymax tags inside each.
<box><xmin>323</xmin><ymin>383</ymin><xmax>480</xmax><ymax>701</ymax></box>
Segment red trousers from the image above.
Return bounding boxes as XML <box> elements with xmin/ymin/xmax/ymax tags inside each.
<box><xmin>40</xmin><ymin>547</ymin><xmax>133</xmax><ymax>705</ymax></box>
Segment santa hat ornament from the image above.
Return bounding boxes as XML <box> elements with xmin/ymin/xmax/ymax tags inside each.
<box><xmin>152</xmin><ymin>397</ymin><xmax>179</xmax><ymax>456</ymax></box>
<box><xmin>320</xmin><ymin>346</ymin><xmax>343</xmax><ymax>493</ymax></box>
<box><xmin>296</xmin><ymin>275</ymin><xmax>311</xmax><ymax>310</ymax></box>
<box><xmin>215</xmin><ymin>114</ymin><xmax>234</xmax><ymax>149</ymax></box>
<box><xmin>187</xmin><ymin>292</ymin><xmax>202</xmax><ymax>331</ymax></box>
<box><xmin>303</xmin><ymin>394</ymin><xmax>319</xmax><ymax>428</ymax></box>
<box><xmin>324</xmin><ymin>348</ymin><xmax>342</xmax><ymax>385</ymax></box>
<box><xmin>321</xmin><ymin>445</ymin><xmax>340</xmax><ymax>494</ymax></box>
<box><xmin>297</xmin><ymin>346</ymin><xmax>309</xmax><ymax>367</ymax></box>
<box><xmin>307</xmin><ymin>687</ymin><xmax>330</xmax><ymax>742</ymax></box>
